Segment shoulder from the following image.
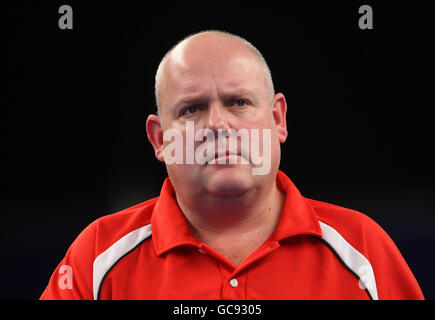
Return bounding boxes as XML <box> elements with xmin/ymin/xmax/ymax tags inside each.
<box><xmin>306</xmin><ymin>197</ymin><xmax>401</xmax><ymax>275</ymax></box>
<box><xmin>307</xmin><ymin>198</ymin><xmax>386</xmax><ymax>248</ymax></box>
<box><xmin>73</xmin><ymin>196</ymin><xmax>158</xmax><ymax>257</ymax></box>
<box><xmin>93</xmin><ymin>197</ymin><xmax>157</xmax><ymax>234</ymax></box>
<box><xmin>40</xmin><ymin>196</ymin><xmax>159</xmax><ymax>300</ymax></box>
<box><xmin>306</xmin><ymin>197</ymin><xmax>423</xmax><ymax>299</ymax></box>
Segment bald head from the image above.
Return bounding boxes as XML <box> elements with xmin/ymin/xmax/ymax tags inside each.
<box><xmin>154</xmin><ymin>30</ymin><xmax>275</xmax><ymax>116</ymax></box>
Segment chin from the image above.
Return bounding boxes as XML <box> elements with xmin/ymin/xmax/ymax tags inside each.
<box><xmin>205</xmin><ymin>166</ymin><xmax>253</xmax><ymax>197</ymax></box>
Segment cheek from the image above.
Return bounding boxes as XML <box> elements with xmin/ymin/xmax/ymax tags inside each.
<box><xmin>240</xmin><ymin>109</ymin><xmax>274</xmax><ymax>131</ymax></box>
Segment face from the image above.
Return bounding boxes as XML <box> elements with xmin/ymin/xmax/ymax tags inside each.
<box><xmin>147</xmin><ymin>35</ymin><xmax>287</xmax><ymax>203</ymax></box>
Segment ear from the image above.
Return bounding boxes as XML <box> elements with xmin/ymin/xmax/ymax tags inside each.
<box><xmin>272</xmin><ymin>93</ymin><xmax>288</xmax><ymax>143</ymax></box>
<box><xmin>146</xmin><ymin>114</ymin><xmax>165</xmax><ymax>162</ymax></box>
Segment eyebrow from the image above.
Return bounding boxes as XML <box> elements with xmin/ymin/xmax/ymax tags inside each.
<box><xmin>172</xmin><ymin>88</ymin><xmax>258</xmax><ymax>109</ymax></box>
<box><xmin>223</xmin><ymin>88</ymin><xmax>257</xmax><ymax>102</ymax></box>
<box><xmin>175</xmin><ymin>93</ymin><xmax>207</xmax><ymax>106</ymax></box>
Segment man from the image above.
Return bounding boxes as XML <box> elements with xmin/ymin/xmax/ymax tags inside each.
<box><xmin>41</xmin><ymin>30</ymin><xmax>424</xmax><ymax>299</ymax></box>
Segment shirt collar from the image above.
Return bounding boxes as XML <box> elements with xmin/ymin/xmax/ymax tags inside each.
<box><xmin>151</xmin><ymin>178</ymin><xmax>201</xmax><ymax>256</ymax></box>
<box><xmin>273</xmin><ymin>170</ymin><xmax>322</xmax><ymax>240</ymax></box>
<box><xmin>151</xmin><ymin>170</ymin><xmax>322</xmax><ymax>256</ymax></box>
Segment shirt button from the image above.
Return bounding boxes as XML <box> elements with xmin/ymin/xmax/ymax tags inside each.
<box><xmin>229</xmin><ymin>278</ymin><xmax>238</xmax><ymax>288</ymax></box>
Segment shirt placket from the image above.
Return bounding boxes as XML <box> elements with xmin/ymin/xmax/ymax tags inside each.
<box><xmin>218</xmin><ymin>263</ymin><xmax>247</xmax><ymax>299</ymax></box>
<box><xmin>198</xmin><ymin>240</ymin><xmax>281</xmax><ymax>299</ymax></box>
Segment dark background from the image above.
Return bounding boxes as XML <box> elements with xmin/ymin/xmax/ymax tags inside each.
<box><xmin>6</xmin><ymin>1</ymin><xmax>434</xmax><ymax>299</ymax></box>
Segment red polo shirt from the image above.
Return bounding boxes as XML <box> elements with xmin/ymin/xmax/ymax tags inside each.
<box><xmin>40</xmin><ymin>170</ymin><xmax>424</xmax><ymax>300</ymax></box>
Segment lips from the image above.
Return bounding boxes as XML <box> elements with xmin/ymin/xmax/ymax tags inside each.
<box><xmin>206</xmin><ymin>149</ymin><xmax>245</xmax><ymax>165</ymax></box>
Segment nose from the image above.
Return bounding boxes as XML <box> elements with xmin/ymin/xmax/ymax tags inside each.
<box><xmin>205</xmin><ymin>102</ymin><xmax>231</xmax><ymax>136</ymax></box>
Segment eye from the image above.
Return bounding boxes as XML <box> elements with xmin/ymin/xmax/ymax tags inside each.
<box><xmin>181</xmin><ymin>105</ymin><xmax>200</xmax><ymax>116</ymax></box>
<box><xmin>230</xmin><ymin>99</ymin><xmax>248</xmax><ymax>107</ymax></box>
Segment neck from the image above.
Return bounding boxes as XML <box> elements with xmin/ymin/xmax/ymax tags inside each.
<box><xmin>176</xmin><ymin>178</ymin><xmax>286</xmax><ymax>261</ymax></box>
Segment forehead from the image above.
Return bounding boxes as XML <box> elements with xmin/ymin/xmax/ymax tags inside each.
<box><xmin>161</xmin><ymin>46</ymin><xmax>265</xmax><ymax>105</ymax></box>
<box><xmin>174</xmin><ymin>56</ymin><xmax>260</xmax><ymax>89</ymax></box>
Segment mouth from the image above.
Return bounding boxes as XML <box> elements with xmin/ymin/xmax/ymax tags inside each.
<box><xmin>206</xmin><ymin>149</ymin><xmax>245</xmax><ymax>165</ymax></box>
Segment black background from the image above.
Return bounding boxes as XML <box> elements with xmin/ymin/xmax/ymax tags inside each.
<box><xmin>6</xmin><ymin>1</ymin><xmax>434</xmax><ymax>299</ymax></box>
